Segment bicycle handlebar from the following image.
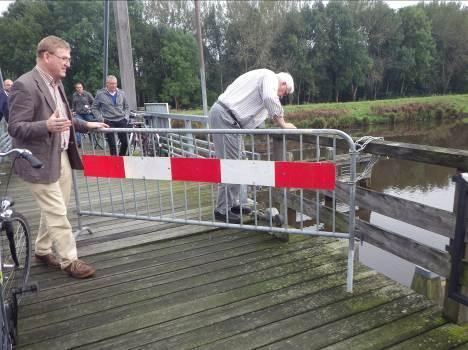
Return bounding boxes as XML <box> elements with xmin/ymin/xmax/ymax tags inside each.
<box><xmin>0</xmin><ymin>149</ymin><xmax>43</xmax><ymax>169</ymax></box>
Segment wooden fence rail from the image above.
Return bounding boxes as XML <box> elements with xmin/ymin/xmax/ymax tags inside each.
<box><xmin>272</xmin><ymin>134</ymin><xmax>468</xmax><ymax>322</ymax></box>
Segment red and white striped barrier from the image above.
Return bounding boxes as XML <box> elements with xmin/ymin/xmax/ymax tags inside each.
<box><xmin>82</xmin><ymin>155</ymin><xmax>336</xmax><ymax>190</ymax></box>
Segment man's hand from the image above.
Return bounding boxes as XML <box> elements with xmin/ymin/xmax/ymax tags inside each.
<box><xmin>86</xmin><ymin>121</ymin><xmax>109</xmax><ymax>130</ymax></box>
<box><xmin>273</xmin><ymin>116</ymin><xmax>296</xmax><ymax>129</ymax></box>
<box><xmin>282</xmin><ymin>122</ymin><xmax>296</xmax><ymax>129</ymax></box>
<box><xmin>47</xmin><ymin>109</ymin><xmax>72</xmax><ymax>133</ymax></box>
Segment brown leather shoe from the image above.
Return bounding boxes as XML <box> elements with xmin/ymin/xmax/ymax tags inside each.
<box><xmin>64</xmin><ymin>259</ymin><xmax>96</xmax><ymax>279</ymax></box>
<box><xmin>35</xmin><ymin>253</ymin><xmax>61</xmax><ymax>269</ymax></box>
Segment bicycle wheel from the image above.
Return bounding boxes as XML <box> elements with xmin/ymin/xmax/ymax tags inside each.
<box><xmin>0</xmin><ymin>288</ymin><xmax>12</xmax><ymax>350</ymax></box>
<box><xmin>0</xmin><ymin>212</ymin><xmax>32</xmax><ymax>304</ymax></box>
<box><xmin>92</xmin><ymin>132</ymin><xmax>104</xmax><ymax>150</ymax></box>
<box><xmin>128</xmin><ymin>133</ymin><xmax>141</xmax><ymax>156</ymax></box>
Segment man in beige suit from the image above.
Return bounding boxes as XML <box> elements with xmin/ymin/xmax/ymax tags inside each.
<box><xmin>8</xmin><ymin>36</ymin><xmax>108</xmax><ymax>278</ymax></box>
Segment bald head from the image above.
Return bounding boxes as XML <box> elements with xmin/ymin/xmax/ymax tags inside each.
<box><xmin>3</xmin><ymin>79</ymin><xmax>13</xmax><ymax>92</ymax></box>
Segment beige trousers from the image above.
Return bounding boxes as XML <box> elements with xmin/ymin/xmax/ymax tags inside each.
<box><xmin>28</xmin><ymin>151</ymin><xmax>77</xmax><ymax>269</ymax></box>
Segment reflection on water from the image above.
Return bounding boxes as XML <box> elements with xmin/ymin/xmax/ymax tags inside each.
<box><xmin>352</xmin><ymin>120</ymin><xmax>467</xmax><ymax>286</ymax></box>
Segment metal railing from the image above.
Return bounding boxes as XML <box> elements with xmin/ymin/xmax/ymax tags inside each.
<box><xmin>73</xmin><ymin>127</ymin><xmax>358</xmax><ymax>292</ymax></box>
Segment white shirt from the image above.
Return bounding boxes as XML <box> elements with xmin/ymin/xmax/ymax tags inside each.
<box><xmin>218</xmin><ymin>69</ymin><xmax>283</xmax><ymax>129</ymax></box>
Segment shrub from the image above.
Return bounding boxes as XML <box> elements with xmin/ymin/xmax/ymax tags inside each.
<box><xmin>326</xmin><ymin>117</ymin><xmax>338</xmax><ymax>129</ymax></box>
<box><xmin>310</xmin><ymin>117</ymin><xmax>326</xmax><ymax>128</ymax></box>
<box><xmin>370</xmin><ymin>102</ymin><xmax>462</xmax><ymax>124</ymax></box>
<box><xmin>337</xmin><ymin>116</ymin><xmax>355</xmax><ymax>128</ymax></box>
<box><xmin>435</xmin><ymin>107</ymin><xmax>444</xmax><ymax>120</ymax></box>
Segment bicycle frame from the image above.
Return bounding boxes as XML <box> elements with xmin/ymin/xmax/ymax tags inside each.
<box><xmin>0</xmin><ymin>148</ymin><xmax>41</xmax><ymax>348</ymax></box>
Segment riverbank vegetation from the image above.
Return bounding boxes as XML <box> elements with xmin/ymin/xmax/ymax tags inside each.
<box><xmin>284</xmin><ymin>94</ymin><xmax>468</xmax><ymax>128</ymax></box>
<box><xmin>184</xmin><ymin>94</ymin><xmax>468</xmax><ymax>128</ymax></box>
<box><xmin>0</xmin><ymin>1</ymin><xmax>468</xmax><ymax>109</ymax></box>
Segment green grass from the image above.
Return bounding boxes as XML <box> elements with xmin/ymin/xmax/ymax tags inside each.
<box><xmin>283</xmin><ymin>94</ymin><xmax>468</xmax><ymax>122</ymax></box>
<box><xmin>170</xmin><ymin>94</ymin><xmax>468</xmax><ymax>124</ymax></box>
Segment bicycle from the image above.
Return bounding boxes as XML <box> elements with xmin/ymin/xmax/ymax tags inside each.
<box><xmin>0</xmin><ymin>148</ymin><xmax>41</xmax><ymax>348</ymax></box>
<box><xmin>83</xmin><ymin>131</ymin><xmax>105</xmax><ymax>150</ymax></box>
<box><xmin>73</xmin><ymin>112</ymin><xmax>105</xmax><ymax>150</ymax></box>
<box><xmin>126</xmin><ymin>112</ymin><xmax>162</xmax><ymax>157</ymax></box>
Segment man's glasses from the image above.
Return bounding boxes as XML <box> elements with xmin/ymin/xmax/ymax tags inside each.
<box><xmin>50</xmin><ymin>53</ymin><xmax>71</xmax><ymax>64</ymax></box>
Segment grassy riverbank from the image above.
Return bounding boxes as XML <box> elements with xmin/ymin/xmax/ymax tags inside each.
<box><xmin>175</xmin><ymin>94</ymin><xmax>468</xmax><ymax>127</ymax></box>
<box><xmin>284</xmin><ymin>94</ymin><xmax>468</xmax><ymax>128</ymax></box>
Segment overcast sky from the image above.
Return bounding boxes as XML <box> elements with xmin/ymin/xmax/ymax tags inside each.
<box><xmin>0</xmin><ymin>0</ymin><xmax>467</xmax><ymax>16</ymax></box>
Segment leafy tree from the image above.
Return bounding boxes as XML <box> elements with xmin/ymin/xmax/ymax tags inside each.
<box><xmin>158</xmin><ymin>29</ymin><xmax>199</xmax><ymax>109</ymax></box>
<box><xmin>1</xmin><ymin>0</ymin><xmax>468</xmax><ymax>107</ymax></box>
<box><xmin>0</xmin><ymin>0</ymin><xmax>118</xmax><ymax>98</ymax></box>
<box><xmin>143</xmin><ymin>0</ymin><xmax>194</xmax><ymax>32</ymax></box>
<box><xmin>0</xmin><ymin>0</ymin><xmax>49</xmax><ymax>80</ymax></box>
<box><xmin>324</xmin><ymin>1</ymin><xmax>372</xmax><ymax>102</ymax></box>
<box><xmin>423</xmin><ymin>1</ymin><xmax>468</xmax><ymax>93</ymax></box>
<box><xmin>202</xmin><ymin>1</ymin><xmax>227</xmax><ymax>104</ymax></box>
<box><xmin>355</xmin><ymin>0</ymin><xmax>402</xmax><ymax>99</ymax></box>
<box><xmin>398</xmin><ymin>6</ymin><xmax>435</xmax><ymax>94</ymax></box>
<box><xmin>271</xmin><ymin>6</ymin><xmax>316</xmax><ymax>104</ymax></box>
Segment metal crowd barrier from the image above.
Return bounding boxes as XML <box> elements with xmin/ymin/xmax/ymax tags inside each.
<box><xmin>72</xmin><ymin>127</ymin><xmax>358</xmax><ymax>292</ymax></box>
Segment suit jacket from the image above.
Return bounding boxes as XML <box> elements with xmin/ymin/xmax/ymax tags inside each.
<box><xmin>8</xmin><ymin>68</ymin><xmax>87</xmax><ymax>184</ymax></box>
<box><xmin>0</xmin><ymin>90</ymin><xmax>8</xmax><ymax>122</ymax></box>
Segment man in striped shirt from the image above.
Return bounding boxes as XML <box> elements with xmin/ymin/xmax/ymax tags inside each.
<box><xmin>209</xmin><ymin>69</ymin><xmax>296</xmax><ymax>224</ymax></box>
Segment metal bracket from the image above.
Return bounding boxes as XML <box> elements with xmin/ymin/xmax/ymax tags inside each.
<box><xmin>448</xmin><ymin>173</ymin><xmax>468</xmax><ymax>305</ymax></box>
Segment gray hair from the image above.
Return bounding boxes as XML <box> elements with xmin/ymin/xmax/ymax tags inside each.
<box><xmin>106</xmin><ymin>75</ymin><xmax>118</xmax><ymax>83</ymax></box>
<box><xmin>277</xmin><ymin>72</ymin><xmax>294</xmax><ymax>94</ymax></box>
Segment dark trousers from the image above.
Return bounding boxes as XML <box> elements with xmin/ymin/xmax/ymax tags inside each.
<box><xmin>104</xmin><ymin>119</ymin><xmax>129</xmax><ymax>156</ymax></box>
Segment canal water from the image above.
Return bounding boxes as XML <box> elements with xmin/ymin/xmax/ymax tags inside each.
<box><xmin>350</xmin><ymin>120</ymin><xmax>468</xmax><ymax>286</ymax></box>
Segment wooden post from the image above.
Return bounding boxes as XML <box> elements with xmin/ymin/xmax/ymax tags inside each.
<box><xmin>411</xmin><ymin>266</ymin><xmax>444</xmax><ymax>307</ymax></box>
<box><xmin>194</xmin><ymin>0</ymin><xmax>208</xmax><ymax>116</ymax></box>
<box><xmin>443</xmin><ymin>172</ymin><xmax>468</xmax><ymax>324</ymax></box>
<box><xmin>102</xmin><ymin>0</ymin><xmax>110</xmax><ymax>88</ymax></box>
<box><xmin>113</xmin><ymin>0</ymin><xmax>137</xmax><ymax>110</ymax></box>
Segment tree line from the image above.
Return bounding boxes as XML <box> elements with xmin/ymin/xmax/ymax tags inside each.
<box><xmin>0</xmin><ymin>0</ymin><xmax>467</xmax><ymax>109</ymax></box>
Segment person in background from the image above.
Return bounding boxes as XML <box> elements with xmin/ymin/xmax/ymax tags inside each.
<box><xmin>0</xmin><ymin>79</ymin><xmax>13</xmax><ymax>122</ymax></box>
<box><xmin>92</xmin><ymin>75</ymin><xmax>129</xmax><ymax>156</ymax></box>
<box><xmin>8</xmin><ymin>35</ymin><xmax>108</xmax><ymax>278</ymax></box>
<box><xmin>209</xmin><ymin>69</ymin><xmax>296</xmax><ymax>224</ymax></box>
<box><xmin>71</xmin><ymin>82</ymin><xmax>95</xmax><ymax>148</ymax></box>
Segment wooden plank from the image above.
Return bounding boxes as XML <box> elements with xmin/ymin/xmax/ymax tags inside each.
<box><xmin>293</xmin><ymin>134</ymin><xmax>468</xmax><ymax>170</ymax></box>
<box><xmin>258</xmin><ymin>293</ymin><xmax>433</xmax><ymax>350</ymax></box>
<box><xmin>19</xmin><ymin>264</ymin><xmax>370</xmax><ymax>350</ymax></box>
<box><xmin>127</xmin><ymin>272</ymin><xmax>391</xmax><ymax>350</ymax></box>
<box><xmin>73</xmin><ymin>271</ymin><xmax>383</xmax><ymax>350</ymax></box>
<box><xmin>355</xmin><ymin>219</ymin><xmax>450</xmax><ymax>277</ymax></box>
<box><xmin>274</xmin><ymin>190</ymin><xmax>451</xmax><ymax>277</ymax></box>
<box><xmin>22</xmin><ymin>235</ymin><xmax>317</xmax><ymax>314</ymax></box>
<box><xmin>20</xmin><ymin>243</ymin><xmax>350</xmax><ymax>343</ymax></box>
<box><xmin>362</xmin><ymin>140</ymin><xmax>468</xmax><ymax>171</ymax></box>
<box><xmin>19</xmin><ymin>260</ymin><xmax>354</xmax><ymax>348</ymax></box>
<box><xmin>26</xmin><ymin>230</ymin><xmax>282</xmax><ymax>291</ymax></box>
<box><xmin>387</xmin><ymin>323</ymin><xmax>468</xmax><ymax>350</ymax></box>
<box><xmin>332</xmin><ymin>181</ymin><xmax>455</xmax><ymax>239</ymax></box>
<box><xmin>319</xmin><ymin>306</ymin><xmax>446</xmax><ymax>350</ymax></box>
<box><xmin>185</xmin><ymin>284</ymin><xmax>418</xmax><ymax>350</ymax></box>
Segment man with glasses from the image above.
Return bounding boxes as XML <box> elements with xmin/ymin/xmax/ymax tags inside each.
<box><xmin>8</xmin><ymin>35</ymin><xmax>108</xmax><ymax>279</ymax></box>
<box><xmin>209</xmin><ymin>69</ymin><xmax>296</xmax><ymax>224</ymax></box>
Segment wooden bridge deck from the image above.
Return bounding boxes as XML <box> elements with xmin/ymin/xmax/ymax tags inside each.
<box><xmin>1</xmin><ymin>166</ymin><xmax>468</xmax><ymax>349</ymax></box>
